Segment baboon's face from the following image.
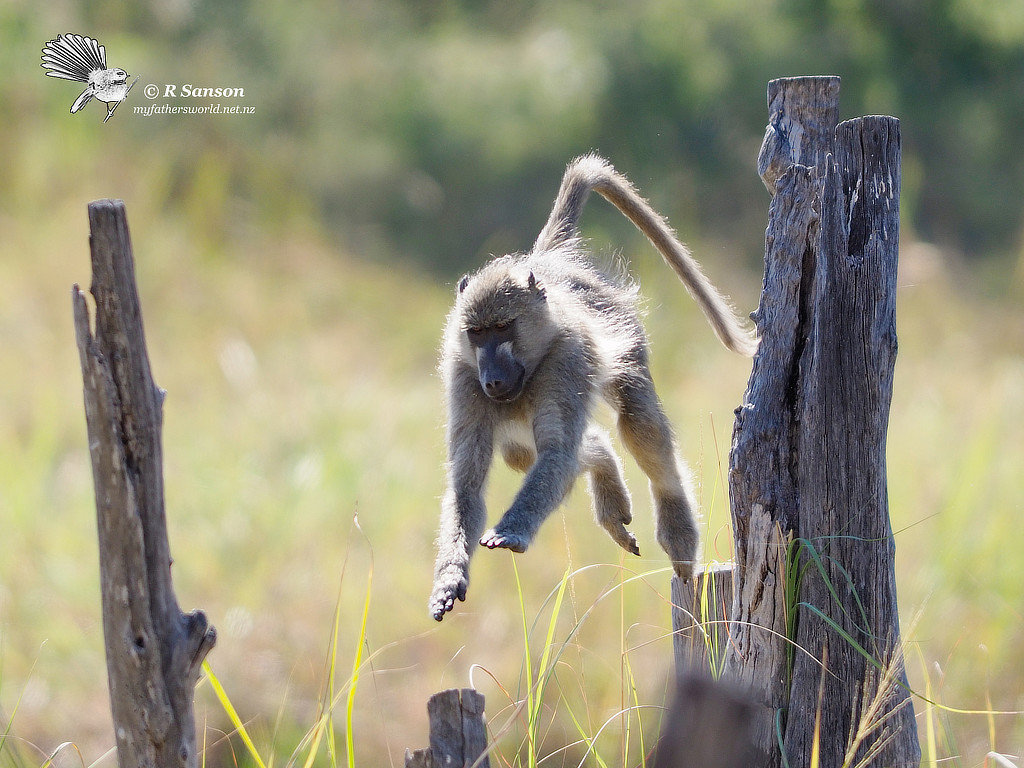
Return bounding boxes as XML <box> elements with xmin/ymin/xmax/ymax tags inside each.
<box><xmin>466</xmin><ymin>321</ymin><xmax>524</xmax><ymax>402</ymax></box>
<box><xmin>455</xmin><ymin>264</ymin><xmax>552</xmax><ymax>403</ymax></box>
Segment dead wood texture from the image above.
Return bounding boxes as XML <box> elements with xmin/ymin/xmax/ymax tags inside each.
<box><xmin>672</xmin><ymin>77</ymin><xmax>919</xmax><ymax>768</ymax></box>
<box><xmin>739</xmin><ymin>76</ymin><xmax>917</xmax><ymax>768</ymax></box>
<box><xmin>73</xmin><ymin>199</ymin><xmax>216</xmax><ymax>768</ymax></box>
<box><xmin>405</xmin><ymin>688</ymin><xmax>489</xmax><ymax>768</ymax></box>
<box><xmin>671</xmin><ymin>563</ymin><xmax>733</xmax><ymax>675</ymax></box>
<box><xmin>782</xmin><ymin>108</ymin><xmax>917</xmax><ymax>768</ymax></box>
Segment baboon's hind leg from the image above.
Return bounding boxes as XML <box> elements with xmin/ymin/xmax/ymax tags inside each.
<box><xmin>614</xmin><ymin>373</ymin><xmax>699</xmax><ymax>579</ymax></box>
<box><xmin>581</xmin><ymin>428</ymin><xmax>639</xmax><ymax>556</ymax></box>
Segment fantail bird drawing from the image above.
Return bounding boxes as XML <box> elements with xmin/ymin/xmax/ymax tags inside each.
<box><xmin>41</xmin><ymin>34</ymin><xmax>138</xmax><ymax>122</ymax></box>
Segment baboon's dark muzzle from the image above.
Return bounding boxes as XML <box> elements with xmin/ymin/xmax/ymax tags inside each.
<box><xmin>478</xmin><ymin>343</ymin><xmax>525</xmax><ymax>402</ymax></box>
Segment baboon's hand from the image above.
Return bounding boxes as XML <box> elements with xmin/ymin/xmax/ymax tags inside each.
<box><xmin>480</xmin><ymin>527</ymin><xmax>529</xmax><ymax>553</ymax></box>
<box><xmin>430</xmin><ymin>563</ymin><xmax>469</xmax><ymax>621</ymax></box>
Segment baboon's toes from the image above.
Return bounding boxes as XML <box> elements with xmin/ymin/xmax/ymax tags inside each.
<box><xmin>612</xmin><ymin>526</ymin><xmax>641</xmax><ymax>556</ymax></box>
<box><xmin>625</xmin><ymin>534</ymin><xmax>641</xmax><ymax>557</ymax></box>
<box><xmin>671</xmin><ymin>559</ymin><xmax>695</xmax><ymax>580</ymax></box>
<box><xmin>480</xmin><ymin>528</ymin><xmax>529</xmax><ymax>553</ymax></box>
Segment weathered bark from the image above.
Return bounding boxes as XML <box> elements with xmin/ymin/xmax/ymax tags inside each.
<box><xmin>405</xmin><ymin>689</ymin><xmax>489</xmax><ymax>768</ymax></box>
<box><xmin>720</xmin><ymin>506</ymin><xmax>791</xmax><ymax>765</ymax></box>
<box><xmin>783</xmin><ymin>115</ymin><xmax>918</xmax><ymax>768</ymax></box>
<box><xmin>685</xmin><ymin>77</ymin><xmax>920</xmax><ymax>768</ymax></box>
<box><xmin>724</xmin><ymin>77</ymin><xmax>837</xmax><ymax>767</ymax></box>
<box><xmin>671</xmin><ymin>564</ymin><xmax>732</xmax><ymax>674</ymax></box>
<box><xmin>758</xmin><ymin>75</ymin><xmax>840</xmax><ymax>193</ymax></box>
<box><xmin>73</xmin><ymin>199</ymin><xmax>216</xmax><ymax>768</ymax></box>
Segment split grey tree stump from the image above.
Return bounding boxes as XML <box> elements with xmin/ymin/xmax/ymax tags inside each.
<box><xmin>74</xmin><ymin>200</ymin><xmax>216</xmax><ymax>768</ymax></box>
<box><xmin>671</xmin><ymin>76</ymin><xmax>920</xmax><ymax>768</ymax></box>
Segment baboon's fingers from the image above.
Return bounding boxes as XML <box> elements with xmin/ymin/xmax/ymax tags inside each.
<box><xmin>480</xmin><ymin>528</ymin><xmax>530</xmax><ymax>553</ymax></box>
<box><xmin>430</xmin><ymin>564</ymin><xmax>469</xmax><ymax>621</ymax></box>
<box><xmin>430</xmin><ymin>590</ymin><xmax>460</xmax><ymax>621</ymax></box>
<box><xmin>431</xmin><ymin>599</ymin><xmax>452</xmax><ymax>622</ymax></box>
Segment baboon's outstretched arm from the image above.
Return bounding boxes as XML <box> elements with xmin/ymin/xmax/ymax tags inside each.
<box><xmin>431</xmin><ymin>368</ymin><xmax>495</xmax><ymax>621</ymax></box>
<box><xmin>533</xmin><ymin>154</ymin><xmax>758</xmax><ymax>356</ymax></box>
<box><xmin>480</xmin><ymin>379</ymin><xmax>590</xmax><ymax>552</ymax></box>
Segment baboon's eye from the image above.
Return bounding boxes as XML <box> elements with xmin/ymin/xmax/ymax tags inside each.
<box><xmin>494</xmin><ymin>321</ymin><xmax>510</xmax><ymax>331</ymax></box>
<box><xmin>467</xmin><ymin>326</ymin><xmax>483</xmax><ymax>337</ymax></box>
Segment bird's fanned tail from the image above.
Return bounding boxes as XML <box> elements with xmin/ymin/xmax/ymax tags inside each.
<box><xmin>41</xmin><ymin>34</ymin><xmax>106</xmax><ymax>83</ymax></box>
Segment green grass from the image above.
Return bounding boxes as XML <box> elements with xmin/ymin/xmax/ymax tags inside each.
<box><xmin>0</xmin><ymin>198</ymin><xmax>1022</xmax><ymax>765</ymax></box>
<box><xmin>193</xmin><ymin>555</ymin><xmax>679</xmax><ymax>768</ymax></box>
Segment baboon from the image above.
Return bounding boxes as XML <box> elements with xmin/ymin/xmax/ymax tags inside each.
<box><xmin>430</xmin><ymin>154</ymin><xmax>756</xmax><ymax>621</ymax></box>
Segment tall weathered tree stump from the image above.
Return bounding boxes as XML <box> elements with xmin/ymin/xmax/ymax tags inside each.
<box><xmin>724</xmin><ymin>77</ymin><xmax>840</xmax><ymax>765</ymax></box>
<box><xmin>673</xmin><ymin>77</ymin><xmax>919</xmax><ymax>768</ymax></box>
<box><xmin>742</xmin><ymin>75</ymin><xmax>916</xmax><ymax>768</ymax></box>
<box><xmin>783</xmin><ymin>109</ymin><xmax>915</xmax><ymax>768</ymax></box>
<box><xmin>73</xmin><ymin>199</ymin><xmax>216</xmax><ymax>768</ymax></box>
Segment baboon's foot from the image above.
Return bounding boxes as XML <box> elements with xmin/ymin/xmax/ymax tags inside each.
<box><xmin>669</xmin><ymin>557</ymin><xmax>695</xmax><ymax>580</ymax></box>
<box><xmin>655</xmin><ymin>493</ymin><xmax>699</xmax><ymax>580</ymax></box>
<box><xmin>601</xmin><ymin>520</ymin><xmax>641</xmax><ymax>556</ymax></box>
<box><xmin>594</xmin><ymin>487</ymin><xmax>640</xmax><ymax>556</ymax></box>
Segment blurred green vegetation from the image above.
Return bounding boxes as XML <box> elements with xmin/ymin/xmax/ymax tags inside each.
<box><xmin>5</xmin><ymin>0</ymin><xmax>1024</xmax><ymax>279</ymax></box>
<box><xmin>1</xmin><ymin>1</ymin><xmax>1023</xmax><ymax>766</ymax></box>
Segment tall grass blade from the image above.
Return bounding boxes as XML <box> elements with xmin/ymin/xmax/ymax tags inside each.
<box><xmin>203</xmin><ymin>659</ymin><xmax>268</xmax><ymax>768</ymax></box>
<box><xmin>803</xmin><ymin>598</ymin><xmax>1023</xmax><ymax>721</ymax></box>
<box><xmin>40</xmin><ymin>742</ymin><xmax>84</xmax><ymax>768</ymax></box>
<box><xmin>985</xmin><ymin>753</ymin><xmax>1019</xmax><ymax>768</ymax></box>
<box><xmin>511</xmin><ymin>554</ymin><xmax>538</xmax><ymax>767</ymax></box>
<box><xmin>797</xmin><ymin>603</ymin><xmax>882</xmax><ymax>675</ymax></box>
<box><xmin>810</xmin><ymin>712</ymin><xmax>821</xmax><ymax>768</ymax></box>
<box><xmin>811</xmin><ymin>645</ymin><xmax>828</xmax><ymax>768</ymax></box>
<box><xmin>559</xmin><ymin>693</ymin><xmax>610</xmax><ymax>768</ymax></box>
<box><xmin>777</xmin><ymin>708</ymin><xmax>792</xmax><ymax>768</ymax></box>
<box><xmin>535</xmin><ymin>567</ymin><xmax>570</xmax><ymax>708</ymax></box>
<box><xmin>913</xmin><ymin>647</ymin><xmax>938</xmax><ymax>766</ymax></box>
<box><xmin>345</xmin><ymin>538</ymin><xmax>374</xmax><ymax>768</ymax></box>
<box><xmin>325</xmin><ymin>583</ymin><xmax>342</xmax><ymax>768</ymax></box>
<box><xmin>299</xmin><ymin>580</ymin><xmax>345</xmax><ymax>768</ymax></box>
<box><xmin>789</xmin><ymin>537</ymin><xmax>877</xmax><ymax>648</ymax></box>
<box><xmin>621</xmin><ymin>651</ymin><xmax>647</xmax><ymax>768</ymax></box>
<box><xmin>1</xmin><ymin>644</ymin><xmax>42</xmax><ymax>767</ymax></box>
<box><xmin>299</xmin><ymin>719</ymin><xmax>327</xmax><ymax>768</ymax></box>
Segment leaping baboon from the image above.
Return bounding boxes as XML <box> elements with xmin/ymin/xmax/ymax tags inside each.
<box><xmin>430</xmin><ymin>153</ymin><xmax>756</xmax><ymax>621</ymax></box>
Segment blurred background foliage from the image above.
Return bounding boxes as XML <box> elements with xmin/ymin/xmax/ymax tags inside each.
<box><xmin>2</xmin><ymin>0</ymin><xmax>1024</xmax><ymax>765</ymax></box>
<box><xmin>5</xmin><ymin>0</ymin><xmax>1024</xmax><ymax>281</ymax></box>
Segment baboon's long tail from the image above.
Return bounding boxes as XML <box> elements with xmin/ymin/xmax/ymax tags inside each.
<box><xmin>533</xmin><ymin>153</ymin><xmax>759</xmax><ymax>357</ymax></box>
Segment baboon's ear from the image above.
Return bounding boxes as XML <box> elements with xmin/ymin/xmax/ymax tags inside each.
<box><xmin>458</xmin><ymin>275</ymin><xmax>470</xmax><ymax>294</ymax></box>
<box><xmin>527</xmin><ymin>271</ymin><xmax>546</xmax><ymax>299</ymax></box>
